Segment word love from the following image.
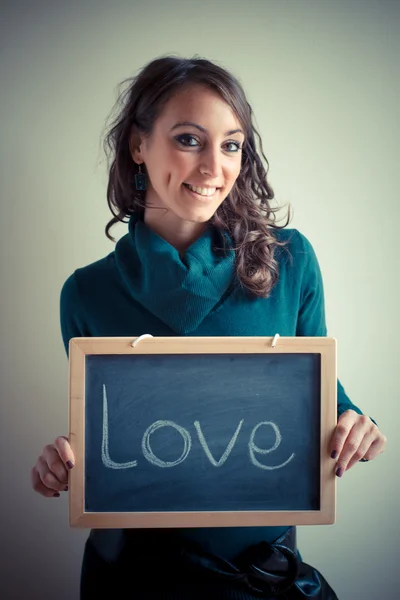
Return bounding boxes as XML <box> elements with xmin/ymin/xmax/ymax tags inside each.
<box><xmin>101</xmin><ymin>385</ymin><xmax>295</xmax><ymax>471</ymax></box>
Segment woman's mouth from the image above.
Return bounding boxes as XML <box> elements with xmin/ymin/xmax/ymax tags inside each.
<box><xmin>183</xmin><ymin>183</ymin><xmax>219</xmax><ymax>199</ymax></box>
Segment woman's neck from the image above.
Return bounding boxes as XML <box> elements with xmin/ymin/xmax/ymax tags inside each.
<box><xmin>144</xmin><ymin>207</ymin><xmax>208</xmax><ymax>254</ymax></box>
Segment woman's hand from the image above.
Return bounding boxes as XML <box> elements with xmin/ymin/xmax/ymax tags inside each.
<box><xmin>31</xmin><ymin>436</ymin><xmax>75</xmax><ymax>497</ymax></box>
<box><xmin>330</xmin><ymin>410</ymin><xmax>386</xmax><ymax>477</ymax></box>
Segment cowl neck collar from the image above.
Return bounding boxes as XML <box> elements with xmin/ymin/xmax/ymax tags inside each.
<box><xmin>114</xmin><ymin>213</ymin><xmax>235</xmax><ymax>334</ymax></box>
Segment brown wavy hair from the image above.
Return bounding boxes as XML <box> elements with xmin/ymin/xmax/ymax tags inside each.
<box><xmin>103</xmin><ymin>54</ymin><xmax>292</xmax><ymax>297</ymax></box>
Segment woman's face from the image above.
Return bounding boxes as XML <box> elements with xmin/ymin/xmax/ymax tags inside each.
<box><xmin>131</xmin><ymin>84</ymin><xmax>245</xmax><ymax>226</ymax></box>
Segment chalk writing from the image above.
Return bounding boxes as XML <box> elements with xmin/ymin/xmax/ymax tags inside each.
<box><xmin>142</xmin><ymin>420</ymin><xmax>192</xmax><ymax>467</ymax></box>
<box><xmin>194</xmin><ymin>419</ymin><xmax>244</xmax><ymax>467</ymax></box>
<box><xmin>249</xmin><ymin>422</ymin><xmax>295</xmax><ymax>470</ymax></box>
<box><xmin>101</xmin><ymin>384</ymin><xmax>295</xmax><ymax>471</ymax></box>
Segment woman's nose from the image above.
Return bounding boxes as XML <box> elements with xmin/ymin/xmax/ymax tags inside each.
<box><xmin>199</xmin><ymin>148</ymin><xmax>223</xmax><ymax>179</ymax></box>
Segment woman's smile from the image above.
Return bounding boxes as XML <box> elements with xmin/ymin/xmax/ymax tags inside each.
<box><xmin>182</xmin><ymin>182</ymin><xmax>220</xmax><ymax>200</ymax></box>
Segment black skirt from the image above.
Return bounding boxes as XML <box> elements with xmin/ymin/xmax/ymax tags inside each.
<box><xmin>80</xmin><ymin>527</ymin><xmax>338</xmax><ymax>599</ymax></box>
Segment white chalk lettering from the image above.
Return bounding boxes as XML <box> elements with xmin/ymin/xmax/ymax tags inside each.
<box><xmin>194</xmin><ymin>419</ymin><xmax>244</xmax><ymax>467</ymax></box>
<box><xmin>101</xmin><ymin>384</ymin><xmax>138</xmax><ymax>469</ymax></box>
<box><xmin>142</xmin><ymin>420</ymin><xmax>192</xmax><ymax>468</ymax></box>
<box><xmin>249</xmin><ymin>421</ymin><xmax>295</xmax><ymax>470</ymax></box>
<box><xmin>100</xmin><ymin>385</ymin><xmax>296</xmax><ymax>471</ymax></box>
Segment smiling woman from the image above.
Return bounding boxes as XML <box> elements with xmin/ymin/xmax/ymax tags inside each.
<box><xmin>31</xmin><ymin>54</ymin><xmax>386</xmax><ymax>600</ymax></box>
<box><xmin>128</xmin><ymin>84</ymin><xmax>248</xmax><ymax>252</ymax></box>
<box><xmin>104</xmin><ymin>56</ymin><xmax>286</xmax><ymax>295</ymax></box>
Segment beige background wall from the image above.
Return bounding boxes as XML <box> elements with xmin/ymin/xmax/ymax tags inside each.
<box><xmin>1</xmin><ymin>1</ymin><xmax>398</xmax><ymax>598</ymax></box>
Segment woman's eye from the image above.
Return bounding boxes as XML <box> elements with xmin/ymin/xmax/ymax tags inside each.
<box><xmin>225</xmin><ymin>141</ymin><xmax>242</xmax><ymax>153</ymax></box>
<box><xmin>175</xmin><ymin>135</ymin><xmax>242</xmax><ymax>153</ymax></box>
<box><xmin>175</xmin><ymin>134</ymin><xmax>199</xmax><ymax>147</ymax></box>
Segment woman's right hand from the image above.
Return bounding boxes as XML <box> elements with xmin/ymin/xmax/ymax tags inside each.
<box><xmin>31</xmin><ymin>436</ymin><xmax>75</xmax><ymax>498</ymax></box>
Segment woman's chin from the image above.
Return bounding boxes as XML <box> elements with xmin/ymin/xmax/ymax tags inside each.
<box><xmin>177</xmin><ymin>207</ymin><xmax>216</xmax><ymax>224</ymax></box>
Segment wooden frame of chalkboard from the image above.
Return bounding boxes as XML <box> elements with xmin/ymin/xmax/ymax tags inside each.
<box><xmin>68</xmin><ymin>336</ymin><xmax>337</xmax><ymax>528</ymax></box>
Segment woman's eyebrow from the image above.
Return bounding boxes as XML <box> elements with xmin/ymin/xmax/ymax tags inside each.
<box><xmin>170</xmin><ymin>121</ymin><xmax>244</xmax><ymax>136</ymax></box>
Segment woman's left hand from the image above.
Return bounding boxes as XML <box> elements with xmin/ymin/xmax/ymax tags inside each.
<box><xmin>330</xmin><ymin>409</ymin><xmax>386</xmax><ymax>477</ymax></box>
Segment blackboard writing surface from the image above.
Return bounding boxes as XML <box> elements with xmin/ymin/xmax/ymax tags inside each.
<box><xmin>69</xmin><ymin>336</ymin><xmax>336</xmax><ymax>528</ymax></box>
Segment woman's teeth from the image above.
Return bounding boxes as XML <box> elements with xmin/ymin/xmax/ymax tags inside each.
<box><xmin>185</xmin><ymin>183</ymin><xmax>217</xmax><ymax>196</ymax></box>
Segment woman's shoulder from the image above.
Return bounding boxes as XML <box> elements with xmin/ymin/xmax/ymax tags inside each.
<box><xmin>271</xmin><ymin>227</ymin><xmax>316</xmax><ymax>264</ymax></box>
<box><xmin>61</xmin><ymin>252</ymin><xmax>117</xmax><ymax>301</ymax></box>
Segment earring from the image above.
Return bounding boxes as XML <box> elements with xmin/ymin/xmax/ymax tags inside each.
<box><xmin>135</xmin><ymin>163</ymin><xmax>147</xmax><ymax>191</ymax></box>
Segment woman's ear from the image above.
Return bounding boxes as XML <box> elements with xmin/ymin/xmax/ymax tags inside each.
<box><xmin>129</xmin><ymin>125</ymin><xmax>145</xmax><ymax>163</ymax></box>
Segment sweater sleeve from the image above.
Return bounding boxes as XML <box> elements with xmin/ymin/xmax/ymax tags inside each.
<box><xmin>294</xmin><ymin>232</ymin><xmax>365</xmax><ymax>419</ymax></box>
<box><xmin>60</xmin><ymin>272</ymin><xmax>90</xmax><ymax>358</ymax></box>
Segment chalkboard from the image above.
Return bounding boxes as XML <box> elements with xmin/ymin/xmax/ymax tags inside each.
<box><xmin>68</xmin><ymin>336</ymin><xmax>336</xmax><ymax>528</ymax></box>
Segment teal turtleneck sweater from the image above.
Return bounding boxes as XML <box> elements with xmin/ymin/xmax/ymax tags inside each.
<box><xmin>60</xmin><ymin>213</ymin><xmax>364</xmax><ymax>562</ymax></box>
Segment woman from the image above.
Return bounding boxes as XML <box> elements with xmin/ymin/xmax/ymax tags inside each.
<box><xmin>31</xmin><ymin>55</ymin><xmax>386</xmax><ymax>599</ymax></box>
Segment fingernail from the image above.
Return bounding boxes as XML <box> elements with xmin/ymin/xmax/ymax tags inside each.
<box><xmin>53</xmin><ymin>492</ymin><xmax>60</xmax><ymax>497</ymax></box>
<box><xmin>331</xmin><ymin>451</ymin><xmax>338</xmax><ymax>459</ymax></box>
<box><xmin>66</xmin><ymin>460</ymin><xmax>74</xmax><ymax>469</ymax></box>
<box><xmin>336</xmin><ymin>468</ymin><xmax>344</xmax><ymax>478</ymax></box>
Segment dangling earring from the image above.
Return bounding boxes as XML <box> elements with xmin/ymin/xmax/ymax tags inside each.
<box><xmin>135</xmin><ymin>163</ymin><xmax>147</xmax><ymax>191</ymax></box>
